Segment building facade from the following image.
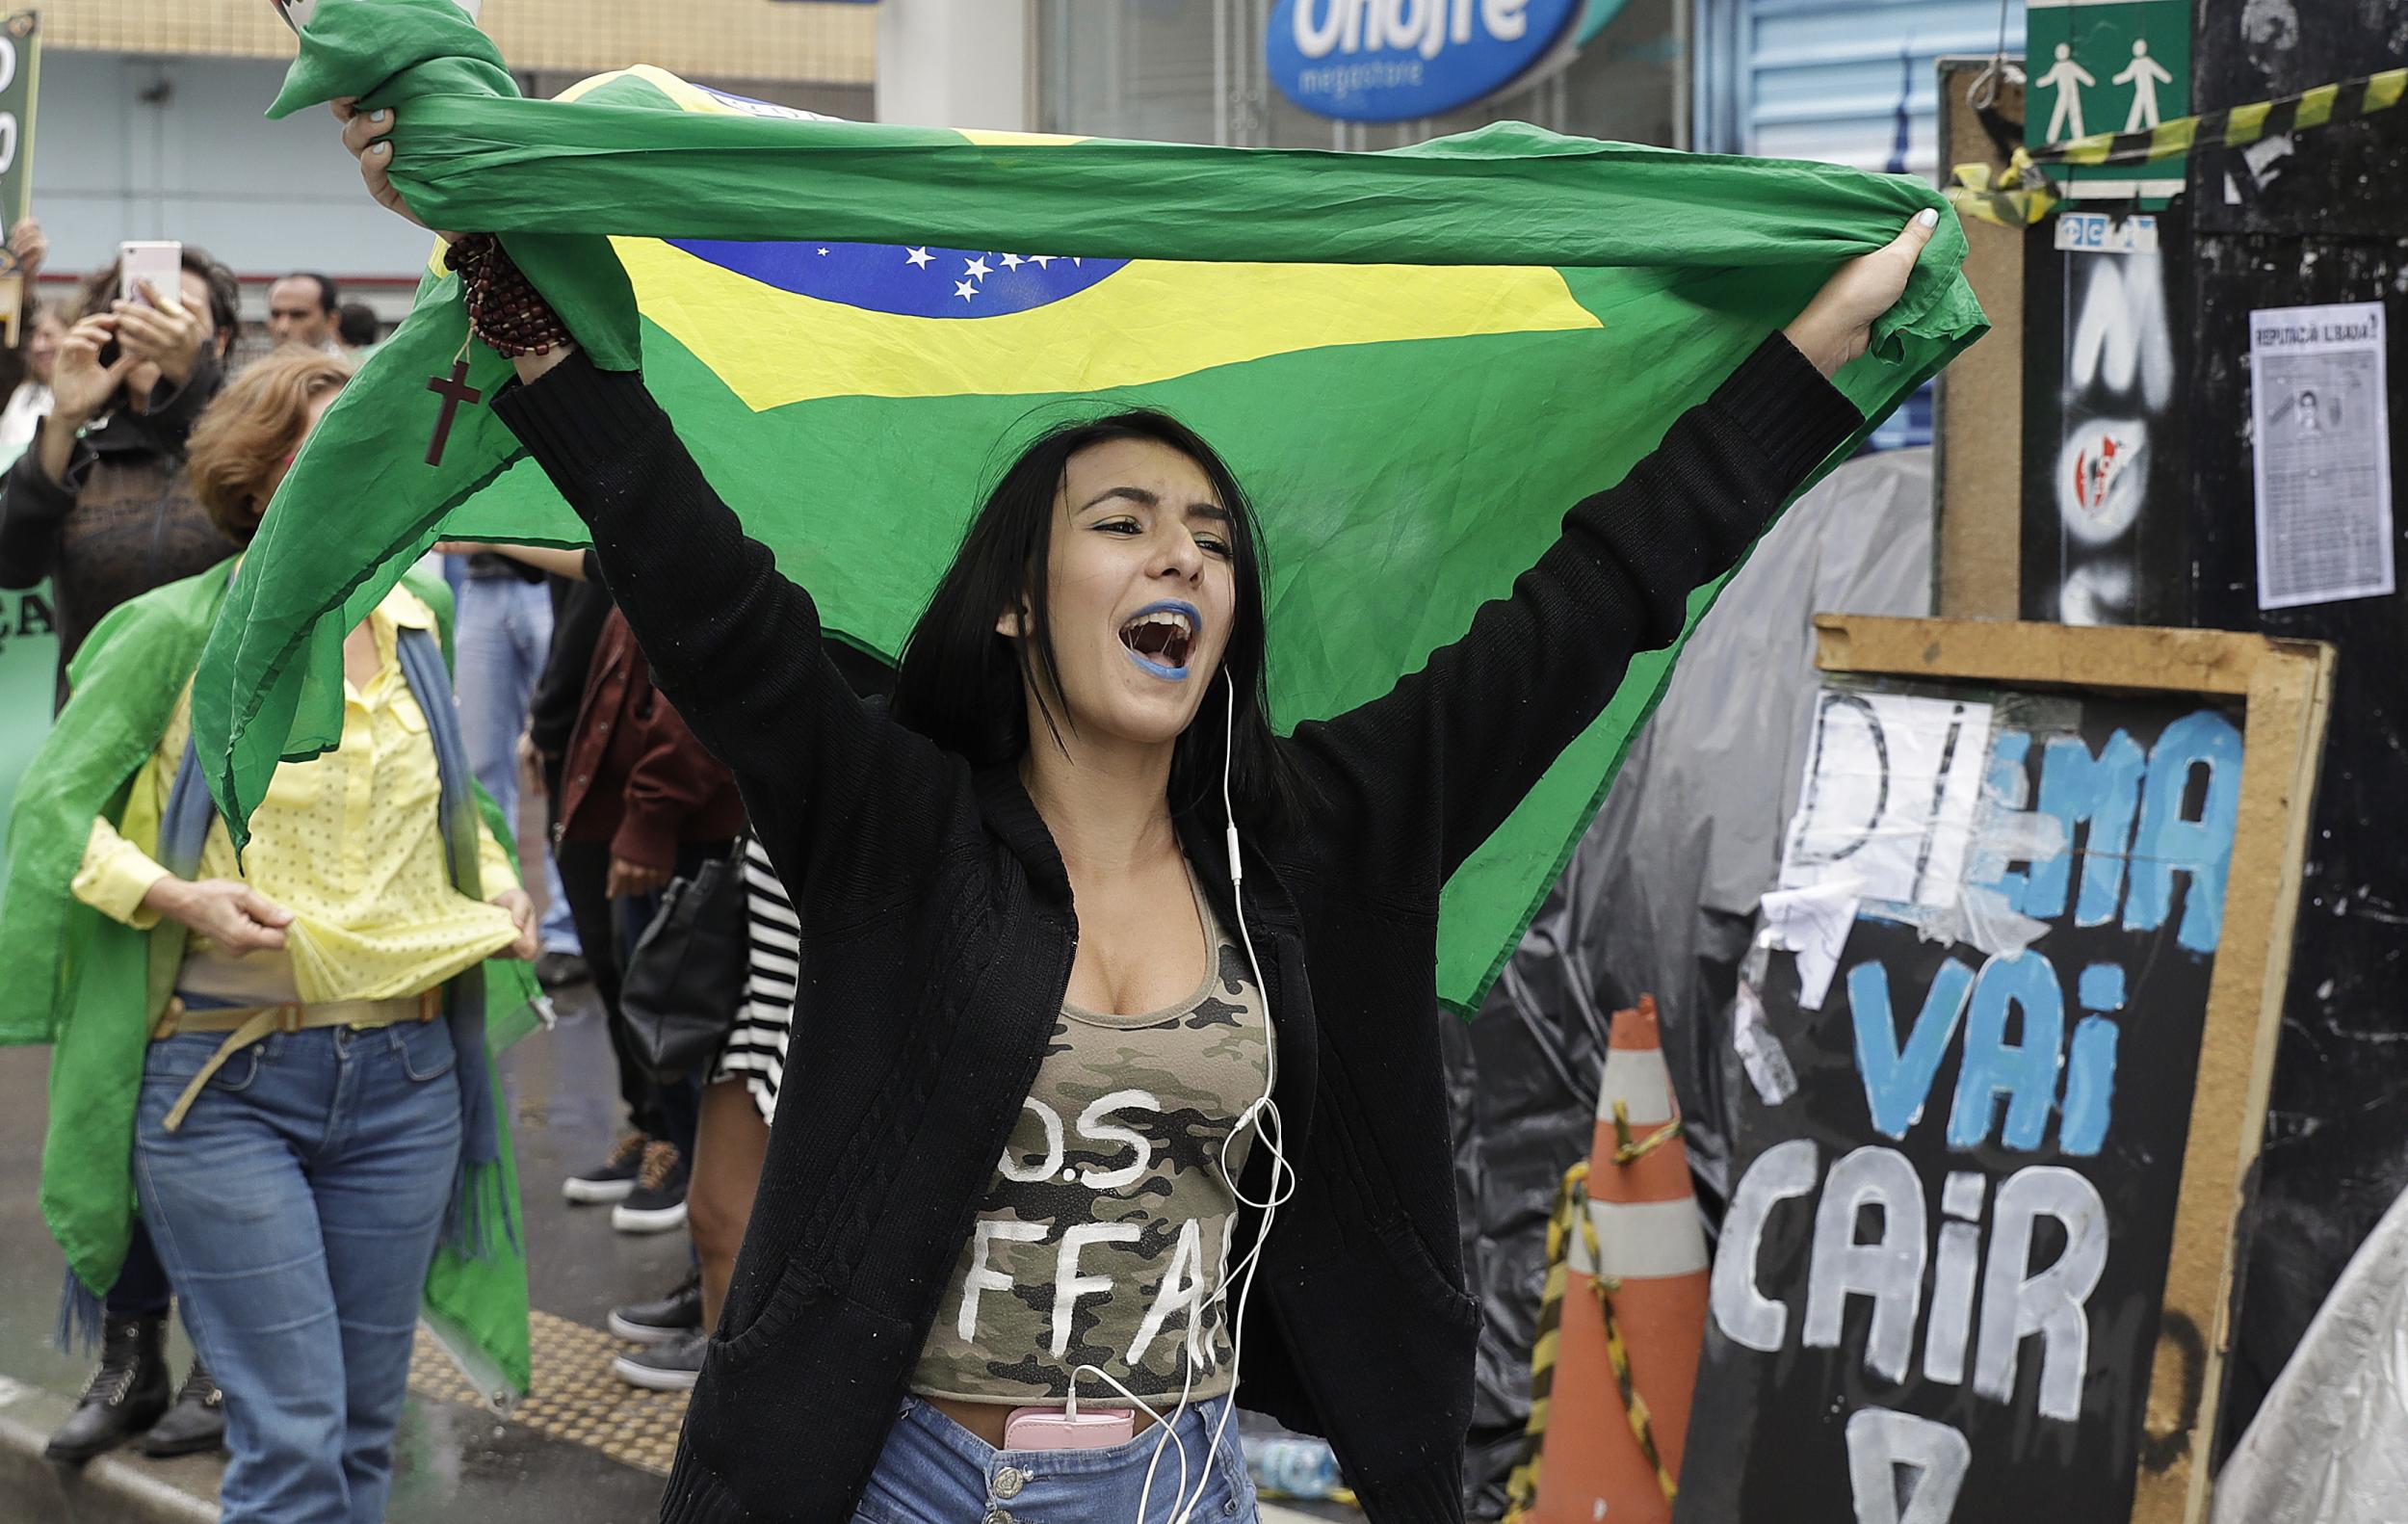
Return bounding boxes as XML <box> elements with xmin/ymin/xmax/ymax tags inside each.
<box><xmin>30</xmin><ymin>0</ymin><xmax>2027</xmax><ymax>351</ymax></box>
<box><xmin>32</xmin><ymin>0</ymin><xmax>876</xmax><ymax>319</ymax></box>
<box><xmin>1033</xmin><ymin>0</ymin><xmax>1686</xmax><ymax>151</ymax></box>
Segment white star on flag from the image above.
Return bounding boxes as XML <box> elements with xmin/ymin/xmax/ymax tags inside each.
<box><xmin>963</xmin><ymin>256</ymin><xmax>993</xmax><ymax>280</ymax></box>
<box><xmin>904</xmin><ymin>248</ymin><xmax>932</xmax><ymax>269</ymax></box>
<box><xmin>999</xmin><ymin>253</ymin><xmax>1024</xmax><ymax>270</ymax></box>
<box><xmin>1029</xmin><ymin>255</ymin><xmax>1054</xmax><ymax>269</ymax></box>
<box><xmin>954</xmin><ymin>279</ymin><xmax>979</xmax><ymax>302</ymax></box>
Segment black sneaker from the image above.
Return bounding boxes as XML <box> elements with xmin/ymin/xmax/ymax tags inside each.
<box><xmin>611</xmin><ymin>1141</ymin><xmax>689</xmax><ymax>1234</ymax></box>
<box><xmin>141</xmin><ymin>1358</ymin><xmax>226</xmax><ymax>1458</ymax></box>
<box><xmin>612</xmin><ymin>1329</ymin><xmax>705</xmax><ymax>1392</ymax></box>
<box><xmin>43</xmin><ymin>1312</ymin><xmax>171</xmax><ymax>1463</ymax></box>
<box><xmin>535</xmin><ymin>950</ymin><xmax>590</xmax><ymax>990</ymax></box>
<box><xmin>609</xmin><ymin>1270</ymin><xmax>703</xmax><ymax>1345</ymax></box>
<box><xmin>563</xmin><ymin>1131</ymin><xmax>648</xmax><ymax>1205</ymax></box>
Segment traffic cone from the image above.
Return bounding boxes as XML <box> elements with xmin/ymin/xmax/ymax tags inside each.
<box><xmin>1531</xmin><ymin>995</ymin><xmax>1709</xmax><ymax>1524</ymax></box>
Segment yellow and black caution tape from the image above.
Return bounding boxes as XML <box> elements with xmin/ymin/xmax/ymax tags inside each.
<box><xmin>1500</xmin><ymin>1136</ymin><xmax>1685</xmax><ymax>1521</ymax></box>
<box><xmin>1947</xmin><ymin>157</ymin><xmax>2065</xmax><ymax>231</ymax></box>
<box><xmin>1581</xmin><ymin>1184</ymin><xmax>1681</xmax><ymax>1504</ymax></box>
<box><xmin>1611</xmin><ymin>1097</ymin><xmax>1684</xmax><ymax>1166</ymax></box>
<box><xmin>1949</xmin><ymin>65</ymin><xmax>2406</xmax><ymax>226</ymax></box>
<box><xmin>1502</xmin><ymin>1161</ymin><xmax>1584</xmax><ymax>1524</ymax></box>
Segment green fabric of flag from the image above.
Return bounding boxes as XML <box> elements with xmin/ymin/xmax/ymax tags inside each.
<box><xmin>200</xmin><ymin>0</ymin><xmax>1986</xmax><ymax>1014</ymax></box>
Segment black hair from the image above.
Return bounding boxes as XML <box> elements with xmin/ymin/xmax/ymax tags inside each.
<box><xmin>184</xmin><ymin>248</ymin><xmax>243</xmax><ymax>349</ymax></box>
<box><xmin>335</xmin><ymin>301</ymin><xmax>380</xmax><ymax>348</ymax></box>
<box><xmin>890</xmin><ymin>409</ymin><xmax>1301</xmax><ymax>830</ymax></box>
<box><xmin>281</xmin><ymin>271</ymin><xmax>341</xmax><ymax>313</ymax></box>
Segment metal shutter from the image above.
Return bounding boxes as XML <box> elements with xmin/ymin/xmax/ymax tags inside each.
<box><xmin>1698</xmin><ymin>0</ymin><xmax>2022</xmax><ymax>175</ymax></box>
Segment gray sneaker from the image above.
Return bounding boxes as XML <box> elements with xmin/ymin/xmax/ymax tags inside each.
<box><xmin>612</xmin><ymin>1328</ymin><xmax>705</xmax><ymax>1392</ymax></box>
<box><xmin>608</xmin><ymin>1269</ymin><xmax>702</xmax><ymax>1345</ymax></box>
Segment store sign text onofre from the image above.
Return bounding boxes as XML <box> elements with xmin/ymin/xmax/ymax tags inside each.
<box><xmin>1265</xmin><ymin>0</ymin><xmax>1581</xmax><ymax>123</ymax></box>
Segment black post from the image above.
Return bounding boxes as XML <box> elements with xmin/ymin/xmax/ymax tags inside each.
<box><xmin>2183</xmin><ymin>0</ymin><xmax>2408</xmax><ymax>1461</ymax></box>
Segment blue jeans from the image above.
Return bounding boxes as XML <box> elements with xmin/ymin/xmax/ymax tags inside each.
<box><xmin>454</xmin><ymin>571</ymin><xmax>578</xmax><ymax>955</ymax></box>
<box><xmin>134</xmin><ymin>1023</ymin><xmax>464</xmax><ymax>1524</ymax></box>
<box><xmin>853</xmin><ymin>1396</ymin><xmax>1260</xmax><ymax>1524</ymax></box>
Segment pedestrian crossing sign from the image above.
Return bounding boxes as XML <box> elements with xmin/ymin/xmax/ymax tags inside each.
<box><xmin>2028</xmin><ymin>0</ymin><xmax>2190</xmax><ymax>206</ymax></box>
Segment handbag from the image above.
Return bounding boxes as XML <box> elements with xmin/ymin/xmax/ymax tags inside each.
<box><xmin>617</xmin><ymin>841</ymin><xmax>750</xmax><ymax>1084</ymax></box>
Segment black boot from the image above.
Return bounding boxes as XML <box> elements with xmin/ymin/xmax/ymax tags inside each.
<box><xmin>141</xmin><ymin>1357</ymin><xmax>226</xmax><ymax>1458</ymax></box>
<box><xmin>43</xmin><ymin>1312</ymin><xmax>171</xmax><ymax>1463</ymax></box>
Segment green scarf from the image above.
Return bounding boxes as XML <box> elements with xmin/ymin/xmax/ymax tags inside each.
<box><xmin>0</xmin><ymin>558</ymin><xmax>539</xmax><ymax>1397</ymax></box>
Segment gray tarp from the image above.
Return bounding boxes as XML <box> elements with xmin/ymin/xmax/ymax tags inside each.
<box><xmin>1448</xmin><ymin>447</ymin><xmax>1937</xmax><ymax>1516</ymax></box>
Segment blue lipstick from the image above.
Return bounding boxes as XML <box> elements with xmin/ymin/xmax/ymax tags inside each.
<box><xmin>1119</xmin><ymin>599</ymin><xmax>1202</xmax><ymax>681</ymax></box>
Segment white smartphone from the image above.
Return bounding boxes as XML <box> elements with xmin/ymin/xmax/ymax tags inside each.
<box><xmin>118</xmin><ymin>240</ymin><xmax>183</xmax><ymax>310</ymax></box>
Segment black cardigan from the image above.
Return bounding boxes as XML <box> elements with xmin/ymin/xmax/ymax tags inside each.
<box><xmin>495</xmin><ymin>335</ymin><xmax>1860</xmax><ymax>1524</ymax></box>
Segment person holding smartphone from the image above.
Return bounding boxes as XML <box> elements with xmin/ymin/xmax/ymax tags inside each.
<box><xmin>0</xmin><ymin>245</ymin><xmax>243</xmax><ymax>707</ymax></box>
<box><xmin>4</xmin><ymin>244</ymin><xmax>246</xmax><ymax>1466</ymax></box>
<box><xmin>9</xmin><ymin>347</ymin><xmax>540</xmax><ymax>1524</ymax></box>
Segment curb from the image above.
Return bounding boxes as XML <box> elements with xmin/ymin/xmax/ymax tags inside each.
<box><xmin>0</xmin><ymin>1387</ymin><xmax>220</xmax><ymax>1524</ymax></box>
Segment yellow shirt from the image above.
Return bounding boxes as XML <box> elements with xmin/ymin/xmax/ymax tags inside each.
<box><xmin>71</xmin><ymin>585</ymin><xmax>522</xmax><ymax>1007</ymax></box>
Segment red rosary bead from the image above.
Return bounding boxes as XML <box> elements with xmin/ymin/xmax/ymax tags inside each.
<box><xmin>444</xmin><ymin>233</ymin><xmax>572</xmax><ymax>359</ymax></box>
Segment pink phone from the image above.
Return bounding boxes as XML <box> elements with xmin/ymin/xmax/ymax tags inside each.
<box><xmin>99</xmin><ymin>241</ymin><xmax>183</xmax><ymax>368</ymax></box>
<box><xmin>1004</xmin><ymin>1405</ymin><xmax>1136</xmax><ymax>1451</ymax></box>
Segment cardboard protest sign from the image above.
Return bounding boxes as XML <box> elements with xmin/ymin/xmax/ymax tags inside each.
<box><xmin>1680</xmin><ymin>617</ymin><xmax>2332</xmax><ymax>1524</ymax></box>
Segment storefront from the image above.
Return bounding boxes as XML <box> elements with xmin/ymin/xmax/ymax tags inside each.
<box><xmin>1034</xmin><ymin>0</ymin><xmax>1686</xmax><ymax>150</ymax></box>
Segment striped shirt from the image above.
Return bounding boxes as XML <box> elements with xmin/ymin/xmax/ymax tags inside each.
<box><xmin>712</xmin><ymin>835</ymin><xmax>797</xmax><ymax>1121</ymax></box>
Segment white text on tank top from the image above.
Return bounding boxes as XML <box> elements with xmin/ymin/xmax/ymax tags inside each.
<box><xmin>907</xmin><ymin>878</ymin><xmax>1272</xmax><ymax>1403</ymax></box>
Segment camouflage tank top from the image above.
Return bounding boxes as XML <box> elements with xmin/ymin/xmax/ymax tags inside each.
<box><xmin>908</xmin><ymin>873</ymin><xmax>1272</xmax><ymax>1405</ymax></box>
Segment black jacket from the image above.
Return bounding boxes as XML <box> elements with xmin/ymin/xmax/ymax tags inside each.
<box><xmin>496</xmin><ymin>336</ymin><xmax>1859</xmax><ymax>1524</ymax></box>
<box><xmin>530</xmin><ymin>559</ymin><xmax>611</xmax><ymax>801</ymax></box>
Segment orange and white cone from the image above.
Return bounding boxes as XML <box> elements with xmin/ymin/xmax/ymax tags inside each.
<box><xmin>1531</xmin><ymin>995</ymin><xmax>1709</xmax><ymax>1524</ymax></box>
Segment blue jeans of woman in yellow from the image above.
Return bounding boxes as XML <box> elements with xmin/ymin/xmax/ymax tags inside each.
<box><xmin>133</xmin><ymin>1019</ymin><xmax>461</xmax><ymax>1524</ymax></box>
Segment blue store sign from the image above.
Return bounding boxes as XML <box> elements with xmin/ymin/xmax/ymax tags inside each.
<box><xmin>1265</xmin><ymin>0</ymin><xmax>1584</xmax><ymax>123</ymax></box>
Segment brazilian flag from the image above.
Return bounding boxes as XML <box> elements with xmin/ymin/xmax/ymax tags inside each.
<box><xmin>195</xmin><ymin>0</ymin><xmax>1985</xmax><ymax>1013</ymax></box>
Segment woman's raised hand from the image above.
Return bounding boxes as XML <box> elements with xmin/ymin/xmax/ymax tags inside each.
<box><xmin>48</xmin><ymin>315</ymin><xmax>134</xmax><ymax>430</ymax></box>
<box><xmin>331</xmin><ymin>99</ymin><xmax>452</xmax><ymax>240</ymax></box>
<box><xmin>330</xmin><ymin>99</ymin><xmax>577</xmax><ymax>381</ymax></box>
<box><xmin>1781</xmin><ymin>208</ymin><xmax>1942</xmax><ymax>379</ymax></box>
<box><xmin>112</xmin><ymin>280</ymin><xmax>212</xmax><ymax>387</ymax></box>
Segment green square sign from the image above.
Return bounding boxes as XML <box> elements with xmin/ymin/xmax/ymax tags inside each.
<box><xmin>0</xmin><ymin>12</ymin><xmax>36</xmax><ymax>233</ymax></box>
<box><xmin>2027</xmin><ymin>0</ymin><xmax>2189</xmax><ymax>205</ymax></box>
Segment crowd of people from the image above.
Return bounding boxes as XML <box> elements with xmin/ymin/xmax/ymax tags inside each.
<box><xmin>0</xmin><ymin>209</ymin><xmax>810</xmax><ymax>1507</ymax></box>
<box><xmin>0</xmin><ymin>96</ymin><xmax>1930</xmax><ymax>1519</ymax></box>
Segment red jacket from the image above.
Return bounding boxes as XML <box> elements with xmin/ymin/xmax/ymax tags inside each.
<box><xmin>556</xmin><ymin>607</ymin><xmax>744</xmax><ymax>869</ymax></box>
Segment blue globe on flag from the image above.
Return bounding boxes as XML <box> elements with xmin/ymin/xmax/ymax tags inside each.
<box><xmin>672</xmin><ymin>242</ymin><xmax>1127</xmax><ymax>322</ymax></box>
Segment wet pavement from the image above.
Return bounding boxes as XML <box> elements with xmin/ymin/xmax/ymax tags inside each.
<box><xmin>0</xmin><ymin>972</ymin><xmax>1348</xmax><ymax>1521</ymax></box>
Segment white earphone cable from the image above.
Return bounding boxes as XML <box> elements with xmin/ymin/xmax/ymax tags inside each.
<box><xmin>1165</xmin><ymin>673</ymin><xmax>1291</xmax><ymax>1523</ymax></box>
<box><xmin>1070</xmin><ymin>673</ymin><xmax>1291</xmax><ymax>1524</ymax></box>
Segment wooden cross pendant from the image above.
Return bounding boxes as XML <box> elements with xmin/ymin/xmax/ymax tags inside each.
<box><xmin>426</xmin><ymin>358</ymin><xmax>484</xmax><ymax>466</ymax></box>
